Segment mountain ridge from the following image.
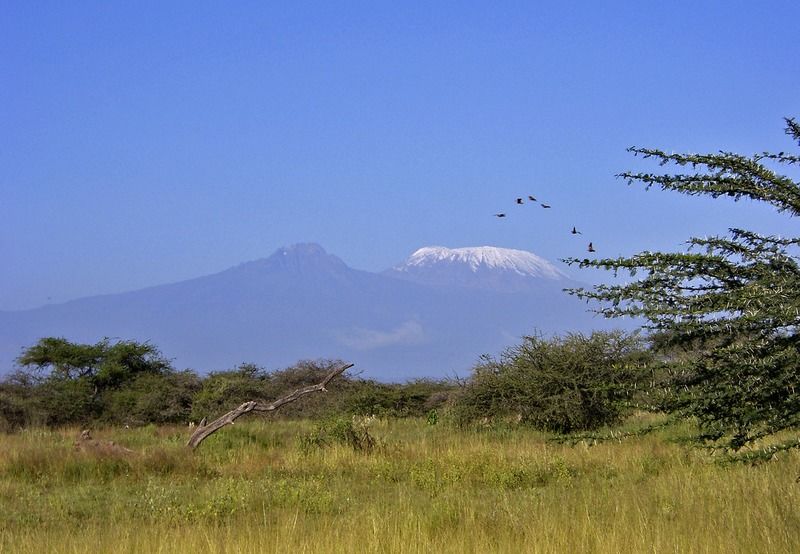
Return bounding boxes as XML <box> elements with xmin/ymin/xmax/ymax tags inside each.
<box><xmin>0</xmin><ymin>243</ymin><xmax>615</xmax><ymax>381</ymax></box>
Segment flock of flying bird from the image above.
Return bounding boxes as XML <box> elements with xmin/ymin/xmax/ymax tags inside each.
<box><xmin>494</xmin><ymin>195</ymin><xmax>595</xmax><ymax>253</ymax></box>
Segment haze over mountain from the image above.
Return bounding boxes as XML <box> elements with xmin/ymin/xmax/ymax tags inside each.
<box><xmin>0</xmin><ymin>244</ymin><xmax>619</xmax><ymax>381</ymax></box>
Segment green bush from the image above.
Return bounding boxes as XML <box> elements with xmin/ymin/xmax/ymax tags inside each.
<box><xmin>258</xmin><ymin>360</ymin><xmax>360</xmax><ymax>419</ymax></box>
<box><xmin>451</xmin><ymin>331</ymin><xmax>652</xmax><ymax>433</ymax></box>
<box><xmin>299</xmin><ymin>416</ymin><xmax>376</xmax><ymax>453</ymax></box>
<box><xmin>345</xmin><ymin>379</ymin><xmax>453</xmax><ymax>417</ymax></box>
<box><xmin>189</xmin><ymin>363</ymin><xmax>270</xmax><ymax>421</ymax></box>
<box><xmin>190</xmin><ymin>360</ymin><xmax>358</xmax><ymax>421</ymax></box>
<box><xmin>101</xmin><ymin>370</ymin><xmax>201</xmax><ymax>425</ymax></box>
<box><xmin>0</xmin><ymin>371</ymin><xmax>47</xmax><ymax>430</ymax></box>
<box><xmin>38</xmin><ymin>377</ymin><xmax>99</xmax><ymax>426</ymax></box>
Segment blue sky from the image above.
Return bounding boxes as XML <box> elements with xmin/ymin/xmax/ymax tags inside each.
<box><xmin>2</xmin><ymin>1</ymin><xmax>799</xmax><ymax>310</ymax></box>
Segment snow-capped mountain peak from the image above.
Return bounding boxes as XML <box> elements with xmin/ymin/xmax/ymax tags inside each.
<box><xmin>384</xmin><ymin>245</ymin><xmax>570</xmax><ymax>292</ymax></box>
<box><xmin>397</xmin><ymin>246</ymin><xmax>567</xmax><ymax>279</ymax></box>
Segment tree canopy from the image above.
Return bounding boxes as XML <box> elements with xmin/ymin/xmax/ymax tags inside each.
<box><xmin>18</xmin><ymin>337</ymin><xmax>172</xmax><ymax>390</ymax></box>
<box><xmin>566</xmin><ymin>118</ymin><xmax>800</xmax><ymax>452</ymax></box>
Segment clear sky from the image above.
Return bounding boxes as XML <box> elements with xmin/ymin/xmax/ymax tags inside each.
<box><xmin>2</xmin><ymin>1</ymin><xmax>799</xmax><ymax>310</ymax></box>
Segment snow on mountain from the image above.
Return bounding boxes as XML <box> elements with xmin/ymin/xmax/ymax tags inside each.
<box><xmin>396</xmin><ymin>246</ymin><xmax>567</xmax><ymax>279</ymax></box>
<box><xmin>385</xmin><ymin>246</ymin><xmax>571</xmax><ymax>292</ymax></box>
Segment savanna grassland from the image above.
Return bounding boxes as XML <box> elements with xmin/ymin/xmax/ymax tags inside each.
<box><xmin>1</xmin><ymin>416</ymin><xmax>799</xmax><ymax>554</ymax></box>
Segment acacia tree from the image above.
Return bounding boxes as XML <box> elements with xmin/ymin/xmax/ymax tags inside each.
<box><xmin>15</xmin><ymin>337</ymin><xmax>175</xmax><ymax>424</ymax></box>
<box><xmin>18</xmin><ymin>337</ymin><xmax>171</xmax><ymax>391</ymax></box>
<box><xmin>565</xmin><ymin>118</ymin><xmax>800</xmax><ymax>453</ymax></box>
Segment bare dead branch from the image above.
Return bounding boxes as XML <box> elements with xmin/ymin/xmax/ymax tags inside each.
<box><xmin>186</xmin><ymin>363</ymin><xmax>353</xmax><ymax>450</ymax></box>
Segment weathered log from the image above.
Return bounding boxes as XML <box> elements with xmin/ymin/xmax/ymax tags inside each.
<box><xmin>74</xmin><ymin>429</ymin><xmax>136</xmax><ymax>456</ymax></box>
<box><xmin>187</xmin><ymin>363</ymin><xmax>353</xmax><ymax>450</ymax></box>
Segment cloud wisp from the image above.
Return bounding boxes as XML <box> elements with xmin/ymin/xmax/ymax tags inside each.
<box><xmin>336</xmin><ymin>320</ymin><xmax>426</xmax><ymax>350</ymax></box>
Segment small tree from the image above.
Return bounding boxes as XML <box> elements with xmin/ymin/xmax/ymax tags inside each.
<box><xmin>18</xmin><ymin>337</ymin><xmax>171</xmax><ymax>391</ymax></box>
<box><xmin>16</xmin><ymin>337</ymin><xmax>174</xmax><ymax>425</ymax></box>
<box><xmin>565</xmin><ymin>118</ymin><xmax>800</xmax><ymax>452</ymax></box>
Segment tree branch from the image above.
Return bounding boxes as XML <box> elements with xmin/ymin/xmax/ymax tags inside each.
<box><xmin>187</xmin><ymin>363</ymin><xmax>353</xmax><ymax>449</ymax></box>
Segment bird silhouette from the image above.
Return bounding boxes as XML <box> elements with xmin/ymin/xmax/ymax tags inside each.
<box><xmin>516</xmin><ymin>198</ymin><xmax>523</xmax><ymax>204</ymax></box>
<box><xmin>494</xmin><ymin>213</ymin><xmax>507</xmax><ymax>218</ymax></box>
<box><xmin>587</xmin><ymin>242</ymin><xmax>596</xmax><ymax>253</ymax></box>
<box><xmin>571</xmin><ymin>226</ymin><xmax>582</xmax><ymax>235</ymax></box>
<box><xmin>528</xmin><ymin>195</ymin><xmax>536</xmax><ymax>201</ymax></box>
<box><xmin>540</xmin><ymin>203</ymin><xmax>551</xmax><ymax>209</ymax></box>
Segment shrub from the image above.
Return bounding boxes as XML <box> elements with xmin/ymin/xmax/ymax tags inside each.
<box><xmin>451</xmin><ymin>331</ymin><xmax>652</xmax><ymax>433</ymax></box>
<box><xmin>102</xmin><ymin>370</ymin><xmax>201</xmax><ymax>425</ymax></box>
<box><xmin>299</xmin><ymin>415</ymin><xmax>377</xmax><ymax>453</ymax></box>
<box><xmin>345</xmin><ymin>379</ymin><xmax>453</xmax><ymax>418</ymax></box>
<box><xmin>190</xmin><ymin>363</ymin><xmax>271</xmax><ymax>421</ymax></box>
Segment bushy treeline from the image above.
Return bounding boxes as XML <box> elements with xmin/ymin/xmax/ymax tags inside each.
<box><xmin>1</xmin><ymin>331</ymin><xmax>658</xmax><ymax>434</ymax></box>
<box><xmin>0</xmin><ymin>338</ymin><xmax>452</xmax><ymax>431</ymax></box>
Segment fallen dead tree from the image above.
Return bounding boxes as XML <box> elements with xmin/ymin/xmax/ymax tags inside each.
<box><xmin>74</xmin><ymin>429</ymin><xmax>136</xmax><ymax>456</ymax></box>
<box><xmin>187</xmin><ymin>362</ymin><xmax>353</xmax><ymax>450</ymax></box>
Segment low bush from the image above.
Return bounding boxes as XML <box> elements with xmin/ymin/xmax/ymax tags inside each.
<box><xmin>451</xmin><ymin>330</ymin><xmax>652</xmax><ymax>433</ymax></box>
<box><xmin>299</xmin><ymin>416</ymin><xmax>377</xmax><ymax>453</ymax></box>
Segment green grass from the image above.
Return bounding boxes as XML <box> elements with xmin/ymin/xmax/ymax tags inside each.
<box><xmin>1</xmin><ymin>417</ymin><xmax>799</xmax><ymax>553</ymax></box>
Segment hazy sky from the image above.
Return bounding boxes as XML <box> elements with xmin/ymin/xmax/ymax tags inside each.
<box><xmin>2</xmin><ymin>2</ymin><xmax>799</xmax><ymax>310</ymax></box>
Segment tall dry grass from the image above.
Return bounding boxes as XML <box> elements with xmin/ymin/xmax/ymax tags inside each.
<box><xmin>0</xmin><ymin>418</ymin><xmax>798</xmax><ymax>553</ymax></box>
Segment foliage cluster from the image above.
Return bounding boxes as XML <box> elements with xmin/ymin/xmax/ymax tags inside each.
<box><xmin>0</xmin><ymin>338</ymin><xmax>194</xmax><ymax>429</ymax></box>
<box><xmin>299</xmin><ymin>415</ymin><xmax>377</xmax><ymax>453</ymax></box>
<box><xmin>450</xmin><ymin>330</ymin><xmax>653</xmax><ymax>432</ymax></box>
<box><xmin>566</xmin><ymin>117</ymin><xmax>800</xmax><ymax>450</ymax></box>
<box><xmin>0</xmin><ymin>338</ymin><xmax>453</xmax><ymax>431</ymax></box>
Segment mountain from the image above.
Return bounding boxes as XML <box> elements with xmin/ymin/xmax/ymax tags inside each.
<box><xmin>0</xmin><ymin>243</ymin><xmax>617</xmax><ymax>381</ymax></box>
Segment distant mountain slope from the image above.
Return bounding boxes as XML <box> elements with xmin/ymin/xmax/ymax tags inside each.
<box><xmin>0</xmin><ymin>243</ymin><xmax>617</xmax><ymax>381</ymax></box>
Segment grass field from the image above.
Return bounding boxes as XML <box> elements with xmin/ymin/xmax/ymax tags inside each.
<box><xmin>1</xmin><ymin>416</ymin><xmax>799</xmax><ymax>553</ymax></box>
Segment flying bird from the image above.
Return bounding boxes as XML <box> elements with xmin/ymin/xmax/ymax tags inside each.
<box><xmin>516</xmin><ymin>198</ymin><xmax>523</xmax><ymax>204</ymax></box>
<box><xmin>494</xmin><ymin>213</ymin><xmax>507</xmax><ymax>218</ymax></box>
<box><xmin>571</xmin><ymin>226</ymin><xmax>582</xmax><ymax>235</ymax></box>
<box><xmin>540</xmin><ymin>203</ymin><xmax>551</xmax><ymax>209</ymax></box>
<box><xmin>587</xmin><ymin>242</ymin><xmax>596</xmax><ymax>253</ymax></box>
<box><xmin>528</xmin><ymin>195</ymin><xmax>536</xmax><ymax>201</ymax></box>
